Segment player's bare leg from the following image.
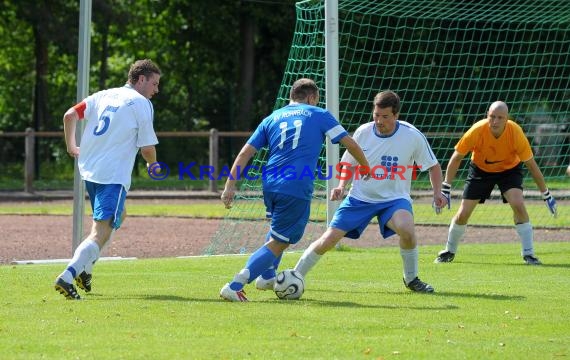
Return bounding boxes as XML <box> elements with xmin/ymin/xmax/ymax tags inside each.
<box><xmin>294</xmin><ymin>227</ymin><xmax>346</xmax><ymax>277</ymax></box>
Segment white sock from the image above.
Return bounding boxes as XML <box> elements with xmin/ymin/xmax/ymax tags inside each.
<box><xmin>59</xmin><ymin>240</ymin><xmax>100</xmax><ymax>283</ymax></box>
<box><xmin>85</xmin><ymin>230</ymin><xmax>115</xmax><ymax>274</ymax></box>
<box><xmin>234</xmin><ymin>268</ymin><xmax>250</xmax><ymax>284</ymax></box>
<box><xmin>400</xmin><ymin>247</ymin><xmax>419</xmax><ymax>284</ymax></box>
<box><xmin>446</xmin><ymin>223</ymin><xmax>466</xmax><ymax>254</ymax></box>
<box><xmin>294</xmin><ymin>248</ymin><xmax>322</xmax><ymax>277</ymax></box>
<box><xmin>516</xmin><ymin>222</ymin><xmax>534</xmax><ymax>256</ymax></box>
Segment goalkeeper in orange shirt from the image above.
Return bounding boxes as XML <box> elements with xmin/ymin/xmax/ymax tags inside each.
<box><xmin>435</xmin><ymin>101</ymin><xmax>557</xmax><ymax>265</ymax></box>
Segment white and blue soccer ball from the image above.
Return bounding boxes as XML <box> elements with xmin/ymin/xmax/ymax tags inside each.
<box><xmin>274</xmin><ymin>269</ymin><xmax>305</xmax><ymax>300</ymax></box>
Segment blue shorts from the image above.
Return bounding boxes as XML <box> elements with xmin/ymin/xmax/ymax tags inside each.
<box><xmin>263</xmin><ymin>191</ymin><xmax>310</xmax><ymax>245</ymax></box>
<box><xmin>330</xmin><ymin>196</ymin><xmax>413</xmax><ymax>239</ymax></box>
<box><xmin>85</xmin><ymin>181</ymin><xmax>127</xmax><ymax>229</ymax></box>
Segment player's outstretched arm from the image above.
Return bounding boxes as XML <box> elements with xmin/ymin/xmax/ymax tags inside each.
<box><xmin>221</xmin><ymin>144</ymin><xmax>257</xmax><ymax>209</ymax></box>
<box><xmin>339</xmin><ymin>136</ymin><xmax>370</xmax><ymax>177</ymax></box>
<box><xmin>443</xmin><ymin>150</ymin><xmax>465</xmax><ymax>185</ymax></box>
<box><xmin>438</xmin><ymin>150</ymin><xmax>466</xmax><ymax>212</ymax></box>
<box><xmin>140</xmin><ymin>145</ymin><xmax>157</xmax><ymax>165</ymax></box>
<box><xmin>330</xmin><ymin>163</ymin><xmax>353</xmax><ymax>201</ymax></box>
<box><xmin>429</xmin><ymin>163</ymin><xmax>447</xmax><ymax>214</ymax></box>
<box><xmin>63</xmin><ymin>107</ymin><xmax>80</xmax><ymax>157</ymax></box>
<box><xmin>524</xmin><ymin>157</ymin><xmax>558</xmax><ymax>217</ymax></box>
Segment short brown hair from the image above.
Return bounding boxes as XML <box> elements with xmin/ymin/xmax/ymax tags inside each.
<box><xmin>290</xmin><ymin>78</ymin><xmax>319</xmax><ymax>102</ymax></box>
<box><xmin>373</xmin><ymin>90</ymin><xmax>400</xmax><ymax>114</ymax></box>
<box><xmin>128</xmin><ymin>59</ymin><xmax>161</xmax><ymax>84</ymax></box>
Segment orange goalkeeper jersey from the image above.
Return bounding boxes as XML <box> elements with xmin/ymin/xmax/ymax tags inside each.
<box><xmin>455</xmin><ymin>119</ymin><xmax>533</xmax><ymax>173</ymax></box>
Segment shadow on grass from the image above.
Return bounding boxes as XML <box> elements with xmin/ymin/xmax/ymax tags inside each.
<box><xmin>298</xmin><ymin>298</ymin><xmax>459</xmax><ymax>311</ymax></box>
<box><xmin>535</xmin><ymin>263</ymin><xmax>570</xmax><ymax>269</ymax></box>
<box><xmin>95</xmin><ymin>293</ymin><xmax>458</xmax><ymax>310</ymax></box>
<box><xmin>308</xmin><ymin>288</ymin><xmax>524</xmax><ymax>301</ymax></box>
<box><xmin>87</xmin><ymin>294</ymin><xmax>220</xmax><ymax>302</ymax></box>
<box><xmin>90</xmin><ymin>290</ymin><xmax>524</xmax><ymax>305</ymax></box>
<box><xmin>432</xmin><ymin>291</ymin><xmax>525</xmax><ymax>301</ymax></box>
<box><xmin>135</xmin><ymin>294</ymin><xmax>221</xmax><ymax>302</ymax></box>
<box><xmin>449</xmin><ymin>260</ymin><xmax>570</xmax><ymax>269</ymax></box>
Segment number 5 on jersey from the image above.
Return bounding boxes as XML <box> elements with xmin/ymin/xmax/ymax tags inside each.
<box><xmin>93</xmin><ymin>105</ymin><xmax>119</xmax><ymax>136</ymax></box>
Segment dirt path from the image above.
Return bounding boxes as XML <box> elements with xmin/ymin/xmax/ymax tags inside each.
<box><xmin>1</xmin><ymin>208</ymin><xmax>568</xmax><ymax>264</ymax></box>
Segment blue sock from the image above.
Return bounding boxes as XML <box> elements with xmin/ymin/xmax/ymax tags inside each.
<box><xmin>260</xmin><ymin>231</ymin><xmax>281</xmax><ymax>279</ymax></box>
<box><xmin>245</xmin><ymin>245</ymin><xmax>278</xmax><ymax>282</ymax></box>
<box><xmin>260</xmin><ymin>252</ymin><xmax>282</xmax><ymax>280</ymax></box>
<box><xmin>66</xmin><ymin>266</ymin><xmax>77</xmax><ymax>278</ymax></box>
<box><xmin>230</xmin><ymin>246</ymin><xmax>276</xmax><ymax>290</ymax></box>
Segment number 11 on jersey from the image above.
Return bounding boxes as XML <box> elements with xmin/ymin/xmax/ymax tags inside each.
<box><xmin>278</xmin><ymin>120</ymin><xmax>302</xmax><ymax>150</ymax></box>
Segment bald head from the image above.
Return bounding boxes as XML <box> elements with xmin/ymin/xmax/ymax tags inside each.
<box><xmin>486</xmin><ymin>101</ymin><xmax>509</xmax><ymax>137</ymax></box>
<box><xmin>488</xmin><ymin>101</ymin><xmax>509</xmax><ymax>114</ymax></box>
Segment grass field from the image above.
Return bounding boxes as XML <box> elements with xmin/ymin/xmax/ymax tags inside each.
<box><xmin>1</xmin><ymin>242</ymin><xmax>569</xmax><ymax>359</ymax></box>
<box><xmin>0</xmin><ymin>200</ymin><xmax>568</xmax><ymax>227</ymax></box>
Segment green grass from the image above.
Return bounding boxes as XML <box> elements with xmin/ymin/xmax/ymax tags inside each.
<box><xmin>1</xmin><ymin>242</ymin><xmax>569</xmax><ymax>359</ymax></box>
<box><xmin>0</xmin><ymin>200</ymin><xmax>568</xmax><ymax>227</ymax></box>
<box><xmin>0</xmin><ymin>175</ymin><xmax>213</xmax><ymax>191</ymax></box>
<box><xmin>1</xmin><ymin>174</ymin><xmax>568</xmax><ymax>192</ymax></box>
<box><xmin>0</xmin><ymin>202</ymin><xmax>223</xmax><ymax>218</ymax></box>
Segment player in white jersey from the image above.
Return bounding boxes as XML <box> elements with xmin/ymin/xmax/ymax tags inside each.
<box><xmin>54</xmin><ymin>59</ymin><xmax>161</xmax><ymax>300</ymax></box>
<box><xmin>295</xmin><ymin>90</ymin><xmax>448</xmax><ymax>293</ymax></box>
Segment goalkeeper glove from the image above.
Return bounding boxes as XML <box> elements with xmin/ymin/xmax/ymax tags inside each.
<box><xmin>433</xmin><ymin>182</ymin><xmax>452</xmax><ymax>215</ymax></box>
<box><xmin>441</xmin><ymin>182</ymin><xmax>451</xmax><ymax>209</ymax></box>
<box><xmin>542</xmin><ymin>189</ymin><xmax>558</xmax><ymax>218</ymax></box>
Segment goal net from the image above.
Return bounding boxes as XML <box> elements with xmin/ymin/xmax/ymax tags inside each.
<box><xmin>207</xmin><ymin>0</ymin><xmax>569</xmax><ymax>255</ymax></box>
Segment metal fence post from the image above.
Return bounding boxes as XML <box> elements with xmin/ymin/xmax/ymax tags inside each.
<box><xmin>209</xmin><ymin>128</ymin><xmax>219</xmax><ymax>192</ymax></box>
<box><xmin>24</xmin><ymin>127</ymin><xmax>35</xmax><ymax>193</ymax></box>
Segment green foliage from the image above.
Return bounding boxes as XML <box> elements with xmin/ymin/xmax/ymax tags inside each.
<box><xmin>0</xmin><ymin>0</ymin><xmax>297</xmax><ymax>172</ymax></box>
<box><xmin>1</xmin><ymin>243</ymin><xmax>569</xmax><ymax>359</ymax></box>
<box><xmin>214</xmin><ymin>0</ymin><xmax>570</xmax><ymax>252</ymax></box>
<box><xmin>0</xmin><ymin>3</ymin><xmax>35</xmax><ymax>131</ymax></box>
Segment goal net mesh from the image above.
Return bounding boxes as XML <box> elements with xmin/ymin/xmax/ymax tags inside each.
<box><xmin>207</xmin><ymin>0</ymin><xmax>569</xmax><ymax>255</ymax></box>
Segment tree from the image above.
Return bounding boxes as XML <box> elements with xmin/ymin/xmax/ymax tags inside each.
<box><xmin>0</xmin><ymin>0</ymin><xmax>299</xmax><ymax>181</ymax></box>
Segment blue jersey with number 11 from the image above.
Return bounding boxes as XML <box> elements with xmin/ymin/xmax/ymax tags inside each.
<box><xmin>247</xmin><ymin>103</ymin><xmax>348</xmax><ymax>200</ymax></box>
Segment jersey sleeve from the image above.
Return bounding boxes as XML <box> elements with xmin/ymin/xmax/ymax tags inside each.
<box><xmin>513</xmin><ymin>123</ymin><xmax>533</xmax><ymax>162</ymax></box>
<box><xmin>73</xmin><ymin>101</ymin><xmax>87</xmax><ymax>119</ymax></box>
<box><xmin>321</xmin><ymin>111</ymin><xmax>348</xmax><ymax>144</ymax></box>
<box><xmin>339</xmin><ymin>125</ymin><xmax>364</xmax><ymax>165</ymax></box>
<box><xmin>247</xmin><ymin>118</ymin><xmax>269</xmax><ymax>150</ymax></box>
<box><xmin>79</xmin><ymin>91</ymin><xmax>104</xmax><ymax>120</ymax></box>
<box><xmin>454</xmin><ymin>125</ymin><xmax>478</xmax><ymax>155</ymax></box>
<box><xmin>413</xmin><ymin>133</ymin><xmax>439</xmax><ymax>171</ymax></box>
<box><xmin>135</xmin><ymin>99</ymin><xmax>159</xmax><ymax>147</ymax></box>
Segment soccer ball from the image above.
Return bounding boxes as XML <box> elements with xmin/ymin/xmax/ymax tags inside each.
<box><xmin>274</xmin><ymin>269</ymin><xmax>305</xmax><ymax>300</ymax></box>
<box><xmin>566</xmin><ymin>165</ymin><xmax>570</xmax><ymax>177</ymax></box>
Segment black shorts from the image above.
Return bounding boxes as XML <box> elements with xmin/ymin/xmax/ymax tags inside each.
<box><xmin>463</xmin><ymin>162</ymin><xmax>524</xmax><ymax>204</ymax></box>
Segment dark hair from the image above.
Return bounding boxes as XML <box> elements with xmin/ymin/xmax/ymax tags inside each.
<box><xmin>373</xmin><ymin>90</ymin><xmax>400</xmax><ymax>114</ymax></box>
<box><xmin>128</xmin><ymin>59</ymin><xmax>161</xmax><ymax>84</ymax></box>
<box><xmin>290</xmin><ymin>78</ymin><xmax>319</xmax><ymax>102</ymax></box>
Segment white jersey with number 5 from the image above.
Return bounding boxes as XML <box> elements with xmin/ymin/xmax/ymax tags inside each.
<box><xmin>342</xmin><ymin>121</ymin><xmax>438</xmax><ymax>203</ymax></box>
<box><xmin>78</xmin><ymin>85</ymin><xmax>158</xmax><ymax>191</ymax></box>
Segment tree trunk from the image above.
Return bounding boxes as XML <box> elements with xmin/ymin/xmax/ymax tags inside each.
<box><xmin>32</xmin><ymin>21</ymin><xmax>49</xmax><ymax>179</ymax></box>
<box><xmin>32</xmin><ymin>25</ymin><xmax>49</xmax><ymax>132</ymax></box>
<box><xmin>235</xmin><ymin>12</ymin><xmax>256</xmax><ymax>131</ymax></box>
<box><xmin>99</xmin><ymin>19</ymin><xmax>110</xmax><ymax>90</ymax></box>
